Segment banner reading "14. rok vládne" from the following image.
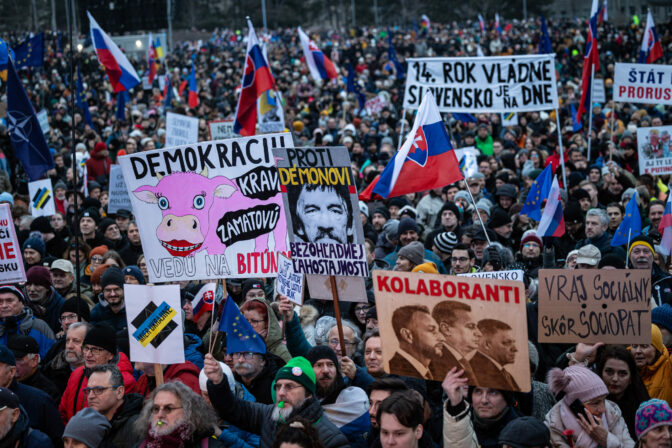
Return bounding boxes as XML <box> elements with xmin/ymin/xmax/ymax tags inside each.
<box><xmin>403</xmin><ymin>55</ymin><xmax>558</xmax><ymax>113</ymax></box>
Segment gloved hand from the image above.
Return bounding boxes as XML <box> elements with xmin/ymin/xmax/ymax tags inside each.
<box><xmin>484</xmin><ymin>246</ymin><xmax>501</xmax><ymax>271</ymax></box>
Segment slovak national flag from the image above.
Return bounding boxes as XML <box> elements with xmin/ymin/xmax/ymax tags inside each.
<box><xmin>638</xmin><ymin>11</ymin><xmax>663</xmax><ymax>64</ymax></box>
<box><xmin>478</xmin><ymin>14</ymin><xmax>486</xmax><ymax>33</ymax></box>
<box><xmin>575</xmin><ymin>0</ymin><xmax>600</xmax><ymax>125</ymax></box>
<box><xmin>537</xmin><ymin>176</ymin><xmax>565</xmax><ymax>237</ymax></box>
<box><xmin>372</xmin><ymin>92</ymin><xmax>463</xmax><ymax>198</ymax></box>
<box><xmin>192</xmin><ymin>283</ymin><xmax>216</xmax><ymax>321</ymax></box>
<box><xmin>234</xmin><ymin>20</ymin><xmax>277</xmax><ymax>136</ymax></box>
<box><xmin>298</xmin><ymin>27</ymin><xmax>338</xmax><ymax>82</ymax></box>
<box><xmin>88</xmin><ymin>12</ymin><xmax>140</xmax><ymax>93</ymax></box>
<box><xmin>658</xmin><ymin>192</ymin><xmax>672</xmax><ymax>256</ymax></box>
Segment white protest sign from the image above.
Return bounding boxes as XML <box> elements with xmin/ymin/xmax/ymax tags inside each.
<box><xmin>118</xmin><ymin>133</ymin><xmax>293</xmax><ymax>283</ymax></box>
<box><xmin>208</xmin><ymin>120</ymin><xmax>235</xmax><ymax>140</ymax></box>
<box><xmin>165</xmin><ymin>112</ymin><xmax>199</xmax><ymax>147</ymax></box>
<box><xmin>0</xmin><ymin>204</ymin><xmax>26</xmax><ymax>283</ymax></box>
<box><xmin>637</xmin><ymin>126</ymin><xmax>672</xmax><ymax>176</ymax></box>
<box><xmin>142</xmin><ymin>75</ymin><xmax>152</xmax><ymax>90</ymax></box>
<box><xmin>28</xmin><ymin>179</ymin><xmax>55</xmax><ymax>217</ymax></box>
<box><xmin>107</xmin><ymin>165</ymin><xmax>132</xmax><ymax>214</ymax></box>
<box><xmin>365</xmin><ymin>95</ymin><xmax>388</xmax><ymax>115</ymax></box>
<box><xmin>592</xmin><ymin>78</ymin><xmax>606</xmax><ymax>103</ymax></box>
<box><xmin>403</xmin><ymin>55</ymin><xmax>558</xmax><ymax>113</ymax></box>
<box><xmin>36</xmin><ymin>110</ymin><xmax>50</xmax><ymax>135</ymax></box>
<box><xmin>275</xmin><ymin>254</ymin><xmax>304</xmax><ymax>305</ymax></box>
<box><xmin>306</xmin><ymin>274</ymin><xmax>368</xmax><ymax>303</ymax></box>
<box><xmin>454</xmin><ymin>146</ymin><xmax>480</xmax><ymax>178</ymax></box>
<box><xmin>614</xmin><ymin>63</ymin><xmax>672</xmax><ymax>104</ymax></box>
<box><xmin>125</xmin><ymin>284</ymin><xmax>185</xmax><ymax>364</ymax></box>
<box><xmin>459</xmin><ymin>269</ymin><xmax>525</xmax><ymax>283</ymax></box>
<box><xmin>502</xmin><ymin>112</ymin><xmax>518</xmax><ymax>126</ymax></box>
<box><xmin>258</xmin><ymin>90</ymin><xmax>286</xmax><ymax>134</ymax></box>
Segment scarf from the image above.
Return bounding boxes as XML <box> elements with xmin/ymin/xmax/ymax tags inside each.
<box><xmin>559</xmin><ymin>400</ymin><xmax>608</xmax><ymax>448</ymax></box>
<box><xmin>139</xmin><ymin>422</ymin><xmax>194</xmax><ymax>448</ymax></box>
<box><xmin>472</xmin><ymin>407</ymin><xmax>512</xmax><ymax>447</ymax></box>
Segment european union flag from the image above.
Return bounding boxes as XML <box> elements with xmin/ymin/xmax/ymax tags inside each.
<box><xmin>218</xmin><ymin>296</ymin><xmax>266</xmax><ymax>355</ymax></box>
<box><xmin>6</xmin><ymin>58</ymin><xmax>53</xmax><ymax>181</ymax></box>
<box><xmin>612</xmin><ymin>191</ymin><xmax>641</xmax><ymax>246</ymax></box>
<box><xmin>387</xmin><ymin>32</ymin><xmax>405</xmax><ymax>79</ymax></box>
<box><xmin>347</xmin><ymin>64</ymin><xmax>366</xmax><ymax>111</ymax></box>
<box><xmin>538</xmin><ymin>15</ymin><xmax>553</xmax><ymax>54</ymax></box>
<box><xmin>452</xmin><ymin>113</ymin><xmax>477</xmax><ymax>123</ymax></box>
<box><xmin>520</xmin><ymin>163</ymin><xmax>553</xmax><ymax>221</ymax></box>
<box><xmin>571</xmin><ymin>103</ymin><xmax>583</xmax><ymax>132</ymax></box>
<box><xmin>0</xmin><ymin>38</ymin><xmax>13</xmax><ymax>81</ymax></box>
<box><xmin>76</xmin><ymin>66</ymin><xmax>94</xmax><ymax>128</ymax></box>
<box><xmin>13</xmin><ymin>33</ymin><xmax>44</xmax><ymax>69</ymax></box>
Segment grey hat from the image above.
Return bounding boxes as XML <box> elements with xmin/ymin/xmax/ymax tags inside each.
<box><xmin>397</xmin><ymin>241</ymin><xmax>425</xmax><ymax>266</ymax></box>
<box><xmin>475</xmin><ymin>199</ymin><xmax>491</xmax><ymax>216</ymax></box>
<box><xmin>383</xmin><ymin>220</ymin><xmax>399</xmax><ymax>244</ymax></box>
<box><xmin>63</xmin><ymin>407</ymin><xmax>111</xmax><ymax>447</ymax></box>
<box><xmin>576</xmin><ymin>244</ymin><xmax>601</xmax><ymax>266</ymax></box>
<box><xmin>454</xmin><ymin>190</ymin><xmax>471</xmax><ymax>203</ymax></box>
<box><xmin>434</xmin><ymin>232</ymin><xmax>458</xmax><ymax>254</ymax></box>
<box><xmin>621</xmin><ymin>187</ymin><xmax>637</xmax><ymax>204</ymax></box>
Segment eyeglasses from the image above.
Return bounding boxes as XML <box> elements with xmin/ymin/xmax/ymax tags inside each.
<box><xmin>523</xmin><ymin>243</ymin><xmax>540</xmax><ymax>248</ymax></box>
<box><xmin>274</xmin><ymin>383</ymin><xmax>303</xmax><ymax>392</ymax></box>
<box><xmin>91</xmin><ymin>256</ymin><xmax>104</xmax><ymax>262</ymax></box>
<box><xmin>354</xmin><ymin>305</ymin><xmax>370</xmax><ymax>314</ymax></box>
<box><xmin>84</xmin><ymin>385</ymin><xmax>120</xmax><ymax>396</ymax></box>
<box><xmin>151</xmin><ymin>405</ymin><xmax>183</xmax><ymax>415</ymax></box>
<box><xmin>233</xmin><ymin>352</ymin><xmax>258</xmax><ymax>360</ymax></box>
<box><xmin>328</xmin><ymin>339</ymin><xmax>356</xmax><ymax>347</ymax></box>
<box><xmin>247</xmin><ymin>318</ymin><xmax>265</xmax><ymax>327</ymax></box>
<box><xmin>60</xmin><ymin>313</ymin><xmax>78</xmax><ymax>322</ymax></box>
<box><xmin>451</xmin><ymin>257</ymin><xmax>469</xmax><ymax>263</ymax></box>
<box><xmin>103</xmin><ymin>287</ymin><xmax>122</xmax><ymax>296</ymax></box>
<box><xmin>82</xmin><ymin>346</ymin><xmax>108</xmax><ymax>356</ymax></box>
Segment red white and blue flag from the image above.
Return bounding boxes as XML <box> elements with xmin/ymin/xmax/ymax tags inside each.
<box><xmin>147</xmin><ymin>32</ymin><xmax>157</xmax><ymax>85</ymax></box>
<box><xmin>188</xmin><ymin>62</ymin><xmax>199</xmax><ymax>108</ymax></box>
<box><xmin>87</xmin><ymin>11</ymin><xmax>140</xmax><ymax>93</ymax></box>
<box><xmin>575</xmin><ymin>0</ymin><xmax>600</xmax><ymax>125</ymax></box>
<box><xmin>537</xmin><ymin>176</ymin><xmax>565</xmax><ymax>238</ymax></box>
<box><xmin>192</xmin><ymin>283</ymin><xmax>217</xmax><ymax>322</ymax></box>
<box><xmin>298</xmin><ymin>27</ymin><xmax>338</xmax><ymax>82</ymax></box>
<box><xmin>639</xmin><ymin>12</ymin><xmax>663</xmax><ymax>64</ymax></box>
<box><xmin>495</xmin><ymin>13</ymin><xmax>502</xmax><ymax>35</ymax></box>
<box><xmin>598</xmin><ymin>0</ymin><xmax>608</xmax><ymax>23</ymax></box>
<box><xmin>372</xmin><ymin>92</ymin><xmax>463</xmax><ymax>198</ymax></box>
<box><xmin>478</xmin><ymin>14</ymin><xmax>486</xmax><ymax>33</ymax></box>
<box><xmin>234</xmin><ymin>20</ymin><xmax>277</xmax><ymax>136</ymax></box>
<box><xmin>659</xmin><ymin>192</ymin><xmax>672</xmax><ymax>256</ymax></box>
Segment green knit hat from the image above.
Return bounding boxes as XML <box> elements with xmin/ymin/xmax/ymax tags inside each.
<box><xmin>271</xmin><ymin>356</ymin><xmax>316</xmax><ymax>403</ymax></box>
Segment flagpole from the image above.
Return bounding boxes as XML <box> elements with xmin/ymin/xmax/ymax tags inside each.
<box><xmin>462</xmin><ymin>179</ymin><xmax>491</xmax><ymax>245</ymax></box>
<box><xmin>555</xmin><ymin>109</ymin><xmax>568</xmax><ymax>192</ymax></box>
<box><xmin>397</xmin><ymin>108</ymin><xmax>407</xmax><ymax>149</ymax></box>
<box><xmin>586</xmin><ymin>64</ymin><xmax>595</xmax><ymax>162</ymax></box>
<box><xmin>609</xmin><ymin>101</ymin><xmax>617</xmax><ymax>163</ymax></box>
<box><xmin>625</xmin><ymin>228</ymin><xmax>632</xmax><ymax>269</ymax></box>
<box><xmin>329</xmin><ymin>276</ymin><xmax>348</xmax><ymax>358</ymax></box>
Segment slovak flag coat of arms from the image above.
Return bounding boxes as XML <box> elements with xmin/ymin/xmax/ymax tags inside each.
<box><xmin>372</xmin><ymin>92</ymin><xmax>463</xmax><ymax>198</ymax></box>
<box><xmin>192</xmin><ymin>283</ymin><xmax>217</xmax><ymax>321</ymax></box>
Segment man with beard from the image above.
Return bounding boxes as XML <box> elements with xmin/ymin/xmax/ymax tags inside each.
<box><xmin>205</xmin><ymin>354</ymin><xmax>349</xmax><ymax>447</ymax></box>
<box><xmin>371</xmin><ymin>207</ymin><xmax>390</xmax><ymax>234</ymax></box>
<box><xmin>120</xmin><ymin>221</ymin><xmax>144</xmax><ymax>266</ymax></box>
<box><xmin>291</xmin><ymin>184</ymin><xmax>354</xmax><ymax>244</ymax></box>
<box><xmin>431</xmin><ymin>302</ymin><xmax>481</xmax><ymax>383</ymax></box>
<box><xmin>389</xmin><ymin>305</ymin><xmax>445</xmax><ymax>380</ymax></box>
<box><xmin>90</xmin><ymin>267</ymin><xmax>128</xmax><ymax>333</ymax></box>
<box><xmin>306</xmin><ymin>346</ymin><xmax>370</xmax><ymax>447</ymax></box>
<box><xmin>43</xmin><ymin>322</ymin><xmax>89</xmax><ymax>395</ymax></box>
<box><xmin>0</xmin><ymin>388</ymin><xmax>52</xmax><ymax>446</ymax></box>
<box><xmin>629</xmin><ymin>236</ymin><xmax>672</xmax><ymax>306</ymax></box>
<box><xmin>575</xmin><ymin>209</ymin><xmax>625</xmax><ymax>258</ymax></box>
<box><xmin>471</xmin><ymin>319</ymin><xmax>520</xmax><ymax>392</ymax></box>
<box><xmin>230</xmin><ymin>346</ymin><xmax>282</xmax><ymax>405</ymax></box>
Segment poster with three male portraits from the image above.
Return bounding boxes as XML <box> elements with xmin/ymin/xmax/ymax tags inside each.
<box><xmin>373</xmin><ymin>270</ymin><xmax>530</xmax><ymax>392</ymax></box>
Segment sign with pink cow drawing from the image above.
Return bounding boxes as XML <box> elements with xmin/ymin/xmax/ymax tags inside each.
<box><xmin>118</xmin><ymin>133</ymin><xmax>292</xmax><ymax>283</ymax></box>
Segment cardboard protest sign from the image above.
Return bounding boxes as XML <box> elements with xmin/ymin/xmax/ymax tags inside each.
<box><xmin>613</xmin><ymin>63</ymin><xmax>672</xmax><ymax>105</ymax></box>
<box><xmin>373</xmin><ymin>270</ymin><xmax>530</xmax><ymax>392</ymax></box>
<box><xmin>459</xmin><ymin>269</ymin><xmax>525</xmax><ymax>283</ymax></box>
<box><xmin>538</xmin><ymin>269</ymin><xmax>651</xmax><ymax>344</ymax></box>
<box><xmin>125</xmin><ymin>284</ymin><xmax>185</xmax><ymax>364</ymax></box>
<box><xmin>107</xmin><ymin>165</ymin><xmax>132</xmax><ymax>214</ymax></box>
<box><xmin>165</xmin><ymin>112</ymin><xmax>199</xmax><ymax>147</ymax></box>
<box><xmin>306</xmin><ymin>274</ymin><xmax>368</xmax><ymax>303</ymax></box>
<box><xmin>403</xmin><ymin>55</ymin><xmax>558</xmax><ymax>113</ymax></box>
<box><xmin>258</xmin><ymin>90</ymin><xmax>285</xmax><ymax>134</ymax></box>
<box><xmin>28</xmin><ymin>179</ymin><xmax>55</xmax><ymax>217</ymax></box>
<box><xmin>636</xmin><ymin>126</ymin><xmax>672</xmax><ymax>175</ymax></box>
<box><xmin>0</xmin><ymin>204</ymin><xmax>26</xmax><ymax>283</ymax></box>
<box><xmin>275</xmin><ymin>254</ymin><xmax>304</xmax><ymax>305</ymax></box>
<box><xmin>208</xmin><ymin>120</ymin><xmax>235</xmax><ymax>140</ymax></box>
<box><xmin>274</xmin><ymin>146</ymin><xmax>368</xmax><ymax>277</ymax></box>
<box><xmin>118</xmin><ymin>133</ymin><xmax>292</xmax><ymax>283</ymax></box>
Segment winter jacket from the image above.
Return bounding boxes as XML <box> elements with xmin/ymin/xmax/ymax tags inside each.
<box><xmin>2</xmin><ymin>406</ymin><xmax>54</xmax><ymax>448</ymax></box>
<box><xmin>249</xmin><ymin>298</ymin><xmax>292</xmax><ymax>362</ymax></box>
<box><xmin>10</xmin><ymin>379</ymin><xmax>63</xmax><ymax>446</ymax></box>
<box><xmin>442</xmin><ymin>400</ymin><xmax>478</xmax><ymax>448</ymax></box>
<box><xmin>217</xmin><ymin>382</ymin><xmax>261</xmax><ymax>448</ymax></box>
<box><xmin>639</xmin><ymin>349</ymin><xmax>672</xmax><ymax>404</ymax></box>
<box><xmin>545</xmin><ymin>399</ymin><xmax>634</xmax><ymax>448</ymax></box>
<box><xmin>41</xmin><ymin>338</ymin><xmax>73</xmax><ymax>395</ymax></box>
<box><xmin>100</xmin><ymin>393</ymin><xmax>144</xmax><ymax>448</ymax></box>
<box><xmin>59</xmin><ymin>351</ymin><xmax>137</xmax><ymax>423</ymax></box>
<box><xmin>234</xmin><ymin>352</ymin><xmax>284</xmax><ymax>405</ymax></box>
<box><xmin>21</xmin><ymin>368</ymin><xmax>61</xmax><ymax>402</ymax></box>
<box><xmin>90</xmin><ymin>299</ymin><xmax>127</xmax><ymax>333</ymax></box>
<box><xmin>85</xmin><ymin>144</ymin><xmax>112</xmax><ymax>180</ymax></box>
<box><xmin>207</xmin><ymin>377</ymin><xmax>349</xmax><ymax>448</ymax></box>
<box><xmin>0</xmin><ymin>308</ymin><xmax>55</xmax><ymax>358</ymax></box>
<box><xmin>184</xmin><ymin>333</ymin><xmax>205</xmax><ymax>369</ymax></box>
<box><xmin>35</xmin><ymin>287</ymin><xmax>65</xmax><ymax>334</ymax></box>
<box><xmin>135</xmin><ymin>362</ymin><xmax>201</xmax><ymax>397</ymax></box>
<box><xmin>651</xmin><ymin>263</ymin><xmax>672</xmax><ymax>307</ymax></box>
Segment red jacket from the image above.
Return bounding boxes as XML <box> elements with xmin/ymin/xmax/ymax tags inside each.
<box><xmin>58</xmin><ymin>351</ymin><xmax>137</xmax><ymax>423</ymax></box>
<box><xmin>85</xmin><ymin>142</ymin><xmax>112</xmax><ymax>180</ymax></box>
<box><xmin>135</xmin><ymin>362</ymin><xmax>201</xmax><ymax>397</ymax></box>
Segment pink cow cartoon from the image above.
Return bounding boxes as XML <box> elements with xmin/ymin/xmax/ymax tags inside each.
<box><xmin>133</xmin><ymin>168</ymin><xmax>287</xmax><ymax>257</ymax></box>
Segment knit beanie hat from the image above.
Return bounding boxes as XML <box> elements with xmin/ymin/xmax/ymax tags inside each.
<box><xmin>434</xmin><ymin>232</ymin><xmax>458</xmax><ymax>254</ymax></box>
<box><xmin>397</xmin><ymin>217</ymin><xmax>419</xmax><ymax>238</ymax></box>
<box><xmin>100</xmin><ymin>266</ymin><xmax>124</xmax><ymax>290</ymax></box>
<box><xmin>520</xmin><ymin>233</ymin><xmax>543</xmax><ymax>251</ymax></box>
<box><xmin>80</xmin><ymin>207</ymin><xmax>101</xmax><ymax>225</ymax></box>
<box><xmin>98</xmin><ymin>218</ymin><xmax>117</xmax><ymax>235</ymax></box>
<box><xmin>488</xmin><ymin>208</ymin><xmax>512</xmax><ymax>229</ymax></box>
<box><xmin>412</xmin><ymin>262</ymin><xmax>439</xmax><ymax>274</ymax></box>
<box><xmin>635</xmin><ymin>399</ymin><xmax>672</xmax><ymax>439</ymax></box>
<box><xmin>0</xmin><ymin>285</ymin><xmax>24</xmax><ymax>303</ymax></box>
<box><xmin>397</xmin><ymin>241</ymin><xmax>425</xmax><ymax>266</ymax></box>
<box><xmin>547</xmin><ymin>366</ymin><xmax>608</xmax><ymax>405</ymax></box>
<box><xmin>22</xmin><ymin>237</ymin><xmax>45</xmax><ymax>257</ymax></box>
<box><xmin>199</xmin><ymin>361</ymin><xmax>235</xmax><ymax>394</ymax></box>
<box><xmin>651</xmin><ymin>324</ymin><xmax>666</xmax><ymax>355</ymax></box>
<box><xmin>63</xmin><ymin>407</ymin><xmax>111</xmax><ymax>448</ymax></box>
<box><xmin>91</xmin><ymin>264</ymin><xmax>111</xmax><ymax>285</ymax></box>
<box><xmin>373</xmin><ymin>207</ymin><xmax>390</xmax><ymax>220</ymax></box>
<box><xmin>83</xmin><ymin>325</ymin><xmax>117</xmax><ymax>354</ymax></box>
<box><xmin>30</xmin><ymin>216</ymin><xmax>54</xmax><ymax>234</ymax></box>
<box><xmin>59</xmin><ymin>298</ymin><xmax>91</xmax><ymax>322</ymax></box>
<box><xmin>440</xmin><ymin>201</ymin><xmax>462</xmax><ymax>220</ymax></box>
<box><xmin>499</xmin><ymin>416</ymin><xmax>550</xmax><ymax>448</ymax></box>
<box><xmin>89</xmin><ymin>245</ymin><xmax>109</xmax><ymax>261</ymax></box>
<box><xmin>652</xmin><ymin>304</ymin><xmax>672</xmax><ymax>332</ymax></box>
<box><xmin>122</xmin><ymin>266</ymin><xmax>145</xmax><ymax>284</ymax></box>
<box><xmin>306</xmin><ymin>345</ymin><xmax>339</xmax><ymax>369</ymax></box>
<box><xmin>272</xmin><ymin>356</ymin><xmax>316</xmax><ymax>403</ymax></box>
<box><xmin>629</xmin><ymin>235</ymin><xmax>655</xmax><ymax>258</ymax></box>
<box><xmin>26</xmin><ymin>266</ymin><xmax>52</xmax><ymax>288</ymax></box>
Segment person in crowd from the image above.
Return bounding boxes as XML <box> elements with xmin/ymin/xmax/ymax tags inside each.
<box><xmin>0</xmin><ymin>387</ymin><xmax>53</xmax><ymax>447</ymax></box>
<box><xmin>545</xmin><ymin>366</ymin><xmax>634</xmax><ymax>448</ymax></box>
<box><xmin>134</xmin><ymin>360</ymin><xmax>201</xmax><ymax>397</ymax></box>
<box><xmin>24</xmin><ymin>265</ymin><xmax>65</xmax><ymax>334</ymax></box>
<box><xmin>43</xmin><ymin>321</ymin><xmax>89</xmax><ymax>395</ymax></box>
<box><xmin>90</xmin><ymin>266</ymin><xmax>128</xmax><ymax>332</ymax></box>
<box><xmin>119</xmin><ymin>221</ymin><xmax>144</xmax><ymax>267</ymax></box>
<box><xmin>449</xmin><ymin>244</ymin><xmax>477</xmax><ymax>274</ymax></box>
<box><xmin>498</xmin><ymin>416</ymin><xmax>551</xmax><ymax>448</ymax></box>
<box><xmin>272</xmin><ymin>416</ymin><xmax>327</xmax><ymax>448</ymax></box>
<box><xmin>652</xmin><ymin>304</ymin><xmax>672</xmax><ymax>352</ymax></box>
<box><xmin>122</xmin><ymin>265</ymin><xmax>145</xmax><ymax>285</ymax></box>
<box><xmin>634</xmin><ymin>399</ymin><xmax>672</xmax><ymax>448</ymax></box>
<box><xmin>0</xmin><ymin>285</ymin><xmax>55</xmax><ymax>358</ymax></box>
<box><xmin>62</xmin><ymin>407</ymin><xmax>111</xmax><ymax>448</ymax></box>
<box><xmin>377</xmin><ymin>390</ymin><xmax>432</xmax><ymax>448</ymax></box>
<box><xmin>50</xmin><ymin>259</ymin><xmax>94</xmax><ymax>306</ymax></box>
<box><xmin>7</xmin><ymin>334</ymin><xmax>60</xmax><ymax>400</ymax></box>
<box><xmin>631</xmin><ymin>324</ymin><xmax>672</xmax><ymax>403</ymax></box>
<box><xmin>628</xmin><ymin>236</ymin><xmax>672</xmax><ymax>306</ymax></box>
<box><xmin>241</xmin><ymin>297</ymin><xmax>292</xmax><ymax>362</ymax></box>
<box><xmin>22</xmin><ymin>236</ymin><xmax>45</xmax><ymax>271</ymax></box>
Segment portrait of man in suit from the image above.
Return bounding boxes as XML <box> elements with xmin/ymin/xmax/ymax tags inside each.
<box><xmin>431</xmin><ymin>301</ymin><xmax>482</xmax><ymax>383</ymax></box>
<box><xmin>389</xmin><ymin>305</ymin><xmax>445</xmax><ymax>380</ymax></box>
<box><xmin>471</xmin><ymin>318</ymin><xmax>520</xmax><ymax>391</ymax></box>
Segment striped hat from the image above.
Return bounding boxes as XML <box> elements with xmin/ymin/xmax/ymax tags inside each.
<box><xmin>434</xmin><ymin>232</ymin><xmax>458</xmax><ymax>254</ymax></box>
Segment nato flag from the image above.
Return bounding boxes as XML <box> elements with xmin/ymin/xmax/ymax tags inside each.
<box><xmin>7</xmin><ymin>58</ymin><xmax>53</xmax><ymax>181</ymax></box>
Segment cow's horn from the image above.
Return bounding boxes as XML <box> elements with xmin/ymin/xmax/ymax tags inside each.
<box><xmin>200</xmin><ymin>167</ymin><xmax>208</xmax><ymax>177</ymax></box>
<box><xmin>156</xmin><ymin>172</ymin><xmax>164</xmax><ymax>181</ymax></box>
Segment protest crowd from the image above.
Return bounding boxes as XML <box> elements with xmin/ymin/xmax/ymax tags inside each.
<box><xmin>1</xmin><ymin>5</ymin><xmax>672</xmax><ymax>448</ymax></box>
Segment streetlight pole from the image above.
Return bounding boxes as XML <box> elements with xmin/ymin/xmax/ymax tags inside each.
<box><xmin>262</xmin><ymin>0</ymin><xmax>267</xmax><ymax>29</ymax></box>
